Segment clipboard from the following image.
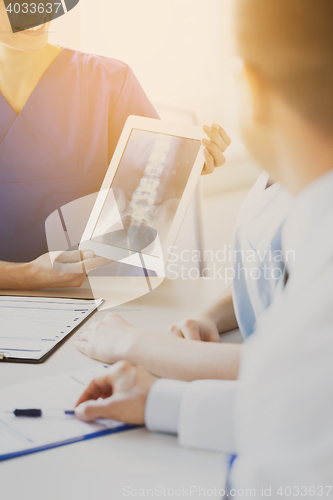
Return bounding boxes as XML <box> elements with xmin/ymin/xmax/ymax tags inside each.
<box><xmin>0</xmin><ymin>296</ymin><xmax>104</xmax><ymax>364</ymax></box>
<box><xmin>0</xmin><ymin>367</ymin><xmax>135</xmax><ymax>462</ymax></box>
<box><xmin>0</xmin><ymin>422</ymin><xmax>135</xmax><ymax>462</ymax></box>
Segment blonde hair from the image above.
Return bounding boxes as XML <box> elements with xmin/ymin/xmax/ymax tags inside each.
<box><xmin>236</xmin><ymin>0</ymin><xmax>333</xmax><ymax>132</ymax></box>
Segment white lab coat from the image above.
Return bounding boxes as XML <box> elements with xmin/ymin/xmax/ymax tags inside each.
<box><xmin>145</xmin><ymin>170</ymin><xmax>333</xmax><ymax>498</ymax></box>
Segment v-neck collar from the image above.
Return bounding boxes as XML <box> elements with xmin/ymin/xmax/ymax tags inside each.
<box><xmin>0</xmin><ymin>46</ymin><xmax>67</xmax><ymax>118</ymax></box>
<box><xmin>0</xmin><ymin>92</ymin><xmax>17</xmax><ymax>142</ymax></box>
<box><xmin>0</xmin><ymin>47</ymin><xmax>69</xmax><ymax>144</ymax></box>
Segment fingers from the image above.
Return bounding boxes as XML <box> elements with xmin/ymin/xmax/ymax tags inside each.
<box><xmin>203</xmin><ymin>125</ymin><xmax>228</xmax><ymax>154</ymax></box>
<box><xmin>182</xmin><ymin>319</ymin><xmax>201</xmax><ymax>341</ymax></box>
<box><xmin>75</xmin><ymin>361</ymin><xmax>132</xmax><ymax>412</ymax></box>
<box><xmin>202</xmin><ymin>146</ymin><xmax>225</xmax><ymax>175</ymax></box>
<box><xmin>75</xmin><ymin>374</ymin><xmax>114</xmax><ymax>407</ymax></box>
<box><xmin>73</xmin><ymin>313</ymin><xmax>135</xmax><ymax>361</ymax></box>
<box><xmin>74</xmin><ymin>321</ymin><xmax>102</xmax><ymax>343</ymax></box>
<box><xmin>168</xmin><ymin>324</ymin><xmax>185</xmax><ymax>338</ymax></box>
<box><xmin>73</xmin><ymin>323</ymin><xmax>101</xmax><ymax>357</ymax></box>
<box><xmin>212</xmin><ymin>123</ymin><xmax>232</xmax><ymax>146</ymax></box>
<box><xmin>202</xmin><ymin>149</ymin><xmax>215</xmax><ymax>175</ymax></box>
<box><xmin>73</xmin><ymin>324</ymin><xmax>98</xmax><ymax>357</ymax></box>
<box><xmin>53</xmin><ymin>250</ymin><xmax>95</xmax><ymax>274</ymax></box>
<box><xmin>203</xmin><ymin>139</ymin><xmax>227</xmax><ymax>166</ymax></box>
<box><xmin>168</xmin><ymin>320</ymin><xmax>201</xmax><ymax>340</ymax></box>
<box><xmin>76</xmin><ymin>313</ymin><xmax>130</xmax><ymax>341</ymax></box>
<box><xmin>55</xmin><ymin>257</ymin><xmax>108</xmax><ymax>275</ymax></box>
<box><xmin>75</xmin><ymin>361</ymin><xmax>151</xmax><ymax>424</ymax></box>
<box><xmin>75</xmin><ymin>331</ymin><xmax>89</xmax><ymax>342</ymax></box>
<box><xmin>83</xmin><ymin>256</ymin><xmax>113</xmax><ymax>273</ymax></box>
<box><xmin>55</xmin><ymin>250</ymin><xmax>93</xmax><ymax>264</ymax></box>
<box><xmin>58</xmin><ymin>261</ymin><xmax>86</xmax><ymax>274</ymax></box>
<box><xmin>84</xmin><ymin>321</ymin><xmax>100</xmax><ymax>331</ymax></box>
<box><xmin>201</xmin><ymin>123</ymin><xmax>231</xmax><ymax>173</ymax></box>
<box><xmin>75</xmin><ymin>398</ymin><xmax>119</xmax><ymax>422</ymax></box>
<box><xmin>73</xmin><ymin>338</ymin><xmax>96</xmax><ymax>358</ymax></box>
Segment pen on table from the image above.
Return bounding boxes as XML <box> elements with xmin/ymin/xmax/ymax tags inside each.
<box><xmin>5</xmin><ymin>409</ymin><xmax>76</xmax><ymax>418</ymax></box>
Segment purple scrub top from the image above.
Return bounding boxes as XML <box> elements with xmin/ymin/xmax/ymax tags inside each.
<box><xmin>0</xmin><ymin>48</ymin><xmax>158</xmax><ymax>265</ymax></box>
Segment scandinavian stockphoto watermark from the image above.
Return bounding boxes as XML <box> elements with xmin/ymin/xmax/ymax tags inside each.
<box><xmin>166</xmin><ymin>244</ymin><xmax>296</xmax><ymax>281</ymax></box>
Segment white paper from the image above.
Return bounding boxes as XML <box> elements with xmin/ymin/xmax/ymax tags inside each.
<box><xmin>0</xmin><ymin>297</ymin><xmax>103</xmax><ymax>361</ymax></box>
<box><xmin>0</xmin><ymin>366</ymin><xmax>127</xmax><ymax>460</ymax></box>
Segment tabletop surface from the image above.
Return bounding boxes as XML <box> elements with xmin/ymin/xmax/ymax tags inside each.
<box><xmin>0</xmin><ymin>277</ymin><xmax>238</xmax><ymax>500</ymax></box>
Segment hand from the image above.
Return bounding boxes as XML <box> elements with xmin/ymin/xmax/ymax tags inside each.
<box><xmin>73</xmin><ymin>313</ymin><xmax>140</xmax><ymax>363</ymax></box>
<box><xmin>74</xmin><ymin>361</ymin><xmax>157</xmax><ymax>424</ymax></box>
<box><xmin>26</xmin><ymin>250</ymin><xmax>110</xmax><ymax>289</ymax></box>
<box><xmin>201</xmin><ymin>123</ymin><xmax>231</xmax><ymax>175</ymax></box>
<box><xmin>168</xmin><ymin>317</ymin><xmax>221</xmax><ymax>343</ymax></box>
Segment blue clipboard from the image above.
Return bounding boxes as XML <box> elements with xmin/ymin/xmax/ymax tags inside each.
<box><xmin>0</xmin><ymin>367</ymin><xmax>137</xmax><ymax>462</ymax></box>
<box><xmin>0</xmin><ymin>424</ymin><xmax>137</xmax><ymax>462</ymax></box>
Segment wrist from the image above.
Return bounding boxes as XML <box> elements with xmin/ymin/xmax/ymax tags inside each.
<box><xmin>0</xmin><ymin>261</ymin><xmax>33</xmax><ymax>290</ymax></box>
<box><xmin>123</xmin><ymin>328</ymin><xmax>145</xmax><ymax>363</ymax></box>
<box><xmin>125</xmin><ymin>329</ymin><xmax>158</xmax><ymax>365</ymax></box>
<box><xmin>20</xmin><ymin>260</ymin><xmax>38</xmax><ymax>289</ymax></box>
<box><xmin>197</xmin><ymin>301</ymin><xmax>236</xmax><ymax>334</ymax></box>
<box><xmin>194</xmin><ymin>311</ymin><xmax>218</xmax><ymax>327</ymax></box>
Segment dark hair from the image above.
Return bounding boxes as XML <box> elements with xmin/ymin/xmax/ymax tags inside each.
<box><xmin>236</xmin><ymin>0</ymin><xmax>333</xmax><ymax>132</ymax></box>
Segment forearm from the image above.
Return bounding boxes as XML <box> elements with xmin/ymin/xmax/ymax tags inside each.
<box><xmin>127</xmin><ymin>330</ymin><xmax>241</xmax><ymax>381</ymax></box>
<box><xmin>198</xmin><ymin>285</ymin><xmax>238</xmax><ymax>333</ymax></box>
<box><xmin>0</xmin><ymin>261</ymin><xmax>32</xmax><ymax>290</ymax></box>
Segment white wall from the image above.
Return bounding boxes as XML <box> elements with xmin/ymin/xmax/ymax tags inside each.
<box><xmin>50</xmin><ymin>1</ymin><xmax>236</xmax><ymax>125</ymax></box>
<box><xmin>48</xmin><ymin>2</ymin><xmax>81</xmax><ymax>51</ymax></box>
<box><xmin>49</xmin><ymin>0</ymin><xmax>259</xmax><ymax>190</ymax></box>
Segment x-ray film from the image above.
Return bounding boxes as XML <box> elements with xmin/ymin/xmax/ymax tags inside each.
<box><xmin>91</xmin><ymin>130</ymin><xmax>201</xmax><ymax>258</ymax></box>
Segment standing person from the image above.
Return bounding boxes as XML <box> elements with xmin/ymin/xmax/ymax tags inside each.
<box><xmin>74</xmin><ymin>0</ymin><xmax>333</xmax><ymax>495</ymax></box>
<box><xmin>0</xmin><ymin>1</ymin><xmax>226</xmax><ymax>289</ymax></box>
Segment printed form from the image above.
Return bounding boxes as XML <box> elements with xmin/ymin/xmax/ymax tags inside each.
<box><xmin>0</xmin><ymin>296</ymin><xmax>103</xmax><ymax>361</ymax></box>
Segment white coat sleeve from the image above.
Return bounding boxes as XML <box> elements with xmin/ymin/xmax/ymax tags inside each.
<box><xmin>145</xmin><ymin>378</ymin><xmax>238</xmax><ymax>454</ymax></box>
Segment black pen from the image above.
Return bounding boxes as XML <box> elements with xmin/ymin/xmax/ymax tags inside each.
<box><xmin>7</xmin><ymin>409</ymin><xmax>75</xmax><ymax>418</ymax></box>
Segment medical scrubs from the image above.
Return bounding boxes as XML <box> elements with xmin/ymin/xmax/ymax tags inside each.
<box><xmin>0</xmin><ymin>48</ymin><xmax>158</xmax><ymax>264</ymax></box>
<box><xmin>232</xmin><ymin>171</ymin><xmax>294</xmax><ymax>339</ymax></box>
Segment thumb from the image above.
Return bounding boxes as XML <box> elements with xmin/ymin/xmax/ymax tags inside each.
<box><xmin>53</xmin><ymin>250</ymin><xmax>94</xmax><ymax>274</ymax></box>
<box><xmin>57</xmin><ymin>260</ymin><xmax>85</xmax><ymax>274</ymax></box>
<box><xmin>83</xmin><ymin>256</ymin><xmax>113</xmax><ymax>273</ymax></box>
<box><xmin>168</xmin><ymin>325</ymin><xmax>184</xmax><ymax>338</ymax></box>
<box><xmin>75</xmin><ymin>399</ymin><xmax>115</xmax><ymax>422</ymax></box>
<box><xmin>55</xmin><ymin>250</ymin><xmax>94</xmax><ymax>264</ymax></box>
<box><xmin>183</xmin><ymin>319</ymin><xmax>201</xmax><ymax>341</ymax></box>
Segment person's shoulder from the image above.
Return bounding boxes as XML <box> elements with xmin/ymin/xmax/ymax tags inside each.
<box><xmin>85</xmin><ymin>52</ymin><xmax>131</xmax><ymax>80</ymax></box>
<box><xmin>64</xmin><ymin>48</ymin><xmax>132</xmax><ymax>83</ymax></box>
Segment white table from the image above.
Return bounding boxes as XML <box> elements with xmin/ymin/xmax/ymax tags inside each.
<box><xmin>0</xmin><ymin>278</ymin><xmax>239</xmax><ymax>500</ymax></box>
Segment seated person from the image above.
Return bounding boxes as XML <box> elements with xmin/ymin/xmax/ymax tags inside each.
<box><xmin>0</xmin><ymin>0</ymin><xmax>223</xmax><ymax>289</ymax></box>
<box><xmin>73</xmin><ymin>152</ymin><xmax>293</xmax><ymax>382</ymax></box>
<box><xmin>74</xmin><ymin>0</ymin><xmax>333</xmax><ymax>492</ymax></box>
